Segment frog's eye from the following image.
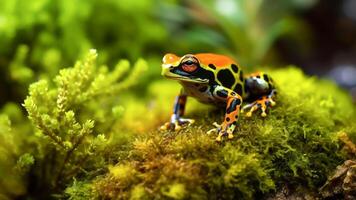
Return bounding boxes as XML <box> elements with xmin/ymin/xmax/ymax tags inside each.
<box><xmin>181</xmin><ymin>60</ymin><xmax>198</xmax><ymax>73</ymax></box>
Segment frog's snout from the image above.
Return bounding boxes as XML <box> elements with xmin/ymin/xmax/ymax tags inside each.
<box><xmin>161</xmin><ymin>64</ymin><xmax>174</xmax><ymax>76</ymax></box>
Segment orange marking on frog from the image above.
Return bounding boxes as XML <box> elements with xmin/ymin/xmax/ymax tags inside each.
<box><xmin>163</xmin><ymin>53</ymin><xmax>180</xmax><ymax>64</ymax></box>
<box><xmin>195</xmin><ymin>53</ymin><xmax>237</xmax><ymax>68</ymax></box>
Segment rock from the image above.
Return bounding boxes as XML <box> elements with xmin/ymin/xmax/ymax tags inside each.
<box><xmin>319</xmin><ymin>160</ymin><xmax>356</xmax><ymax>200</ymax></box>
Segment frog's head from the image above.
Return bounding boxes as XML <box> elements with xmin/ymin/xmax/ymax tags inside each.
<box><xmin>161</xmin><ymin>53</ymin><xmax>209</xmax><ymax>84</ymax></box>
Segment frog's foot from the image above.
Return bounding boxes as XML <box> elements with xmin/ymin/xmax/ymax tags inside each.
<box><xmin>241</xmin><ymin>96</ymin><xmax>276</xmax><ymax>117</ymax></box>
<box><xmin>206</xmin><ymin>122</ymin><xmax>221</xmax><ymax>135</ymax></box>
<box><xmin>160</xmin><ymin>117</ymin><xmax>195</xmax><ymax>131</ymax></box>
<box><xmin>207</xmin><ymin>122</ymin><xmax>236</xmax><ymax>142</ymax></box>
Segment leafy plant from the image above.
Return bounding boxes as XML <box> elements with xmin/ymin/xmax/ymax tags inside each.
<box><xmin>22</xmin><ymin>49</ymin><xmax>147</xmax><ymax>196</ymax></box>
<box><xmin>0</xmin><ymin>0</ymin><xmax>166</xmax><ymax>105</ymax></box>
<box><xmin>158</xmin><ymin>0</ymin><xmax>313</xmax><ymax>65</ymax></box>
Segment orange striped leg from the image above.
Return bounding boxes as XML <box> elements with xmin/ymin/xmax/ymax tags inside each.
<box><xmin>208</xmin><ymin>86</ymin><xmax>242</xmax><ymax>141</ymax></box>
<box><xmin>242</xmin><ymin>89</ymin><xmax>277</xmax><ymax>117</ymax></box>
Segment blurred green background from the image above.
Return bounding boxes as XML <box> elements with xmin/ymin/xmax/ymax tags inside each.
<box><xmin>1</xmin><ymin>0</ymin><xmax>356</xmax><ymax>199</ymax></box>
<box><xmin>1</xmin><ymin>0</ymin><xmax>356</xmax><ymax>107</ymax></box>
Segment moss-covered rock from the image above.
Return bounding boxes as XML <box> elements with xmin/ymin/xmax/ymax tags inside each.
<box><xmin>10</xmin><ymin>51</ymin><xmax>355</xmax><ymax>199</ymax></box>
<box><xmin>80</xmin><ymin>67</ymin><xmax>356</xmax><ymax>199</ymax></box>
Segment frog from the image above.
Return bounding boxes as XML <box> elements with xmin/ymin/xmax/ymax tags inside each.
<box><xmin>160</xmin><ymin>53</ymin><xmax>277</xmax><ymax>141</ymax></box>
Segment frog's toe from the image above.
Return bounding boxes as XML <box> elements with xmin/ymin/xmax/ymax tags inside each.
<box><xmin>206</xmin><ymin>122</ymin><xmax>221</xmax><ymax>135</ymax></box>
<box><xmin>243</xmin><ymin>103</ymin><xmax>260</xmax><ymax>117</ymax></box>
<box><xmin>216</xmin><ymin>130</ymin><xmax>228</xmax><ymax>142</ymax></box>
<box><xmin>207</xmin><ymin>128</ymin><xmax>217</xmax><ymax>135</ymax></box>
<box><xmin>227</xmin><ymin>126</ymin><xmax>235</xmax><ymax>139</ymax></box>
<box><xmin>261</xmin><ymin>112</ymin><xmax>267</xmax><ymax>117</ymax></box>
<box><xmin>216</xmin><ymin>134</ymin><xmax>223</xmax><ymax>142</ymax></box>
<box><xmin>160</xmin><ymin>117</ymin><xmax>195</xmax><ymax>131</ymax></box>
<box><xmin>269</xmin><ymin>99</ymin><xmax>276</xmax><ymax>106</ymax></box>
<box><xmin>179</xmin><ymin>118</ymin><xmax>195</xmax><ymax>126</ymax></box>
<box><xmin>174</xmin><ymin>121</ymin><xmax>182</xmax><ymax>131</ymax></box>
<box><xmin>159</xmin><ymin>121</ymin><xmax>180</xmax><ymax>131</ymax></box>
<box><xmin>160</xmin><ymin>122</ymin><xmax>171</xmax><ymax>131</ymax></box>
<box><xmin>209</xmin><ymin>122</ymin><xmax>236</xmax><ymax>141</ymax></box>
<box><xmin>243</xmin><ymin>97</ymin><xmax>276</xmax><ymax>117</ymax></box>
<box><xmin>227</xmin><ymin>131</ymin><xmax>234</xmax><ymax>139</ymax></box>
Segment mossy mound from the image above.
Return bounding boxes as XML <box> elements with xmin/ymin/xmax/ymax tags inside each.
<box><xmin>69</xmin><ymin>67</ymin><xmax>355</xmax><ymax>199</ymax></box>
<box><xmin>11</xmin><ymin>51</ymin><xmax>354</xmax><ymax>199</ymax></box>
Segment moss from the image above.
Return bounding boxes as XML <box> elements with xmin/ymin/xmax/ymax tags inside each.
<box><xmin>19</xmin><ymin>50</ymin><xmax>147</xmax><ymax>197</ymax></box>
<box><xmin>64</xmin><ymin>179</ymin><xmax>96</xmax><ymax>200</ymax></box>
<box><xmin>89</xmin><ymin>66</ymin><xmax>355</xmax><ymax>199</ymax></box>
<box><xmin>9</xmin><ymin>50</ymin><xmax>355</xmax><ymax>199</ymax></box>
<box><xmin>161</xmin><ymin>183</ymin><xmax>187</xmax><ymax>199</ymax></box>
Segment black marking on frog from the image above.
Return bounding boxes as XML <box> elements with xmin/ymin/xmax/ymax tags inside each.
<box><xmin>208</xmin><ymin>64</ymin><xmax>216</xmax><ymax>70</ymax></box>
<box><xmin>216</xmin><ymin>89</ymin><xmax>228</xmax><ymax>98</ymax></box>
<box><xmin>217</xmin><ymin>69</ymin><xmax>235</xmax><ymax>89</ymax></box>
<box><xmin>244</xmin><ymin>81</ymin><xmax>249</xmax><ymax>92</ymax></box>
<box><xmin>226</xmin><ymin>98</ymin><xmax>241</xmax><ymax>114</ymax></box>
<box><xmin>263</xmin><ymin>74</ymin><xmax>269</xmax><ymax>82</ymax></box>
<box><xmin>231</xmin><ymin>64</ymin><xmax>239</xmax><ymax>73</ymax></box>
<box><xmin>193</xmin><ymin>68</ymin><xmax>216</xmax><ymax>83</ymax></box>
<box><xmin>233</xmin><ymin>83</ymin><xmax>243</xmax><ymax>96</ymax></box>
<box><xmin>239</xmin><ymin>71</ymin><xmax>244</xmax><ymax>82</ymax></box>
<box><xmin>226</xmin><ymin>117</ymin><xmax>230</xmax><ymax>122</ymax></box>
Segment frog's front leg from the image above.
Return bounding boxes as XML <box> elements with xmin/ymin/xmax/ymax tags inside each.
<box><xmin>160</xmin><ymin>90</ymin><xmax>195</xmax><ymax>131</ymax></box>
<box><xmin>242</xmin><ymin>72</ymin><xmax>277</xmax><ymax>117</ymax></box>
<box><xmin>207</xmin><ymin>86</ymin><xmax>243</xmax><ymax>141</ymax></box>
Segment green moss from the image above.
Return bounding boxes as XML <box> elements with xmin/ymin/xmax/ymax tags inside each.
<box><xmin>161</xmin><ymin>183</ymin><xmax>187</xmax><ymax>199</ymax></box>
<box><xmin>89</xmin><ymin>66</ymin><xmax>355</xmax><ymax>199</ymax></box>
<box><xmin>64</xmin><ymin>179</ymin><xmax>96</xmax><ymax>200</ymax></box>
<box><xmin>19</xmin><ymin>50</ymin><xmax>147</xmax><ymax>197</ymax></box>
<box><xmin>7</xmin><ymin>50</ymin><xmax>355</xmax><ymax>199</ymax></box>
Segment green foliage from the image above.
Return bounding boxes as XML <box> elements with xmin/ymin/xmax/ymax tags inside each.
<box><xmin>0</xmin><ymin>115</ymin><xmax>25</xmax><ymax>198</ymax></box>
<box><xmin>188</xmin><ymin>0</ymin><xmax>308</xmax><ymax>65</ymax></box>
<box><xmin>64</xmin><ymin>179</ymin><xmax>96</xmax><ymax>200</ymax></box>
<box><xmin>15</xmin><ymin>153</ymin><xmax>35</xmax><ymax>174</ymax></box>
<box><xmin>20</xmin><ymin>50</ymin><xmax>147</xmax><ymax>196</ymax></box>
<box><xmin>0</xmin><ymin>0</ymin><xmax>314</xmax><ymax>107</ymax></box>
<box><xmin>0</xmin><ymin>0</ymin><xmax>166</xmax><ymax>106</ymax></box>
<box><xmin>0</xmin><ymin>1</ymin><xmax>355</xmax><ymax>199</ymax></box>
<box><xmin>0</xmin><ymin>47</ymin><xmax>354</xmax><ymax>199</ymax></box>
<box><xmin>163</xmin><ymin>0</ymin><xmax>313</xmax><ymax>65</ymax></box>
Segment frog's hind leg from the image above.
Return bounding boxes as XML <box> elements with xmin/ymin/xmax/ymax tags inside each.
<box><xmin>242</xmin><ymin>71</ymin><xmax>277</xmax><ymax>117</ymax></box>
<box><xmin>207</xmin><ymin>86</ymin><xmax>242</xmax><ymax>141</ymax></box>
<box><xmin>242</xmin><ymin>90</ymin><xmax>277</xmax><ymax>117</ymax></box>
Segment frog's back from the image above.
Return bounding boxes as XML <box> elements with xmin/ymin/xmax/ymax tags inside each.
<box><xmin>194</xmin><ymin>53</ymin><xmax>245</xmax><ymax>96</ymax></box>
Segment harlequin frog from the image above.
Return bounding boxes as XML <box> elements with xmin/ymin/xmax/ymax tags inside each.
<box><xmin>160</xmin><ymin>53</ymin><xmax>277</xmax><ymax>141</ymax></box>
